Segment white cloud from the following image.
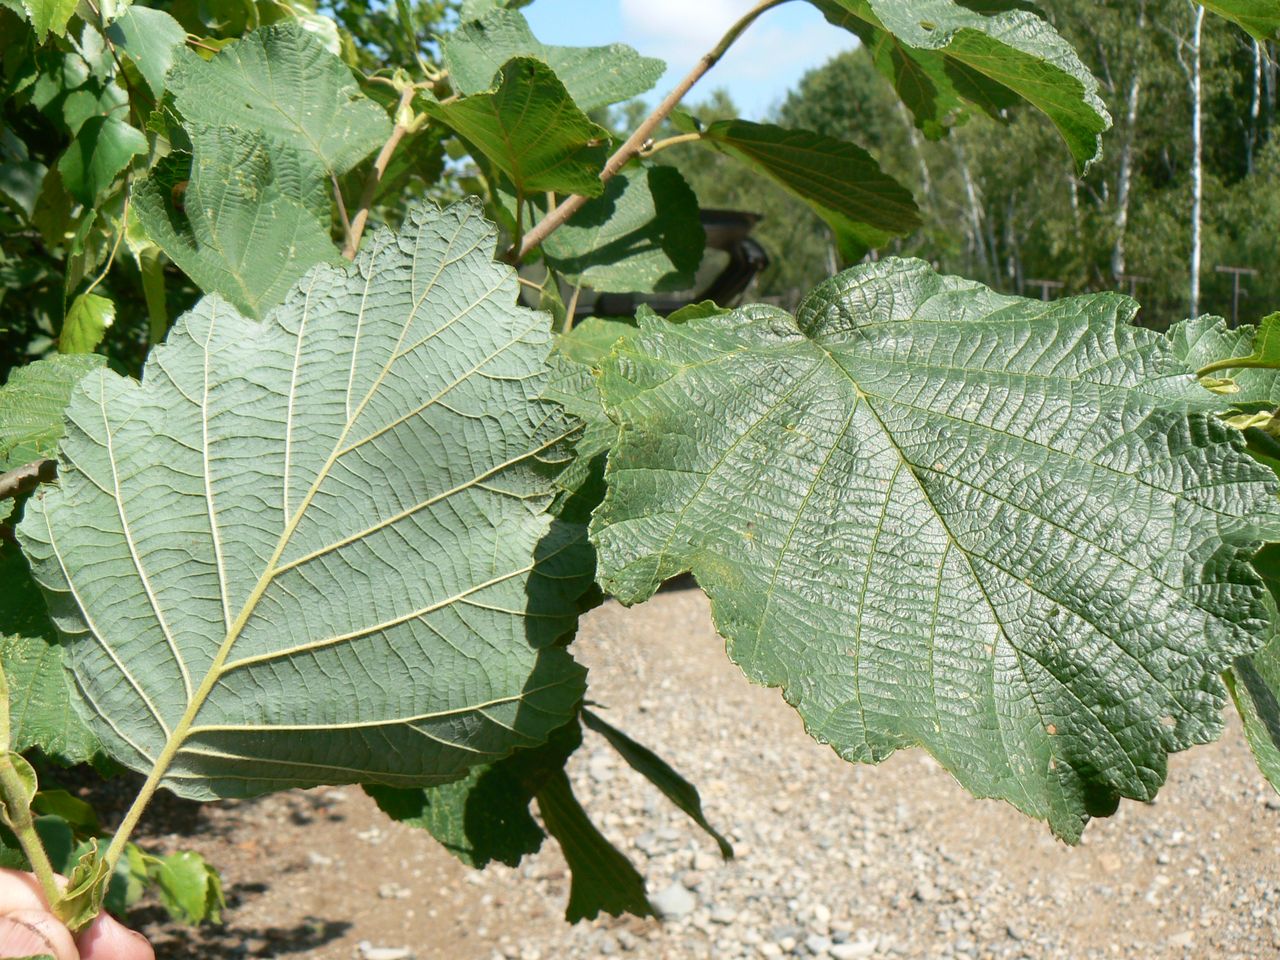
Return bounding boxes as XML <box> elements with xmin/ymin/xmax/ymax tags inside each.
<box><xmin>615</xmin><ymin>0</ymin><xmax>856</xmax><ymax>118</ymax></box>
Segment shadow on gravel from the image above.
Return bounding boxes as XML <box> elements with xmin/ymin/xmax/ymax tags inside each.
<box><xmin>137</xmin><ymin>905</ymin><xmax>351</xmax><ymax>959</ymax></box>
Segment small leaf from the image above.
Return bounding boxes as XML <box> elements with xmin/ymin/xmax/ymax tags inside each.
<box><xmin>442</xmin><ymin>9</ymin><xmax>664</xmax><ymax>112</ymax></box>
<box><xmin>689</xmin><ymin>118</ymin><xmax>920</xmax><ymax>261</ymax></box>
<box><xmin>0</xmin><ymin>753</ymin><xmax>38</xmax><ymax>827</ymax></box>
<box><xmin>21</xmin><ymin>0</ymin><xmax>77</xmax><ymax>39</ymax></box>
<box><xmin>1202</xmin><ymin>1</ymin><xmax>1280</xmax><ymax>40</ymax></box>
<box><xmin>167</xmin><ymin>22</ymin><xmax>391</xmax><ymax>176</ymax></box>
<box><xmin>147</xmin><ymin>850</ymin><xmax>224</xmax><ymax>924</ymax></box>
<box><xmin>425</xmin><ymin>57</ymin><xmax>609</xmax><ymax>198</ymax></box>
<box><xmin>52</xmin><ymin>839</ymin><xmax>110</xmax><ymax>932</ymax></box>
<box><xmin>0</xmin><ymin>159</ymin><xmax>46</xmax><ymax>219</ymax></box>
<box><xmin>583</xmin><ymin>708</ymin><xmax>732</xmax><ymax>859</ymax></box>
<box><xmin>0</xmin><ymin>355</ymin><xmax>107</xmax><ymax>471</ymax></box>
<box><xmin>56</xmin><ymin>116</ymin><xmax>146</xmax><ymax>205</ymax></box>
<box><xmin>535</xmin><ymin>768</ymin><xmax>653</xmax><ymax>922</ymax></box>
<box><xmin>592</xmin><ymin>258</ymin><xmax>1280</xmax><ymax>841</ymax></box>
<box><xmin>105</xmin><ymin>7</ymin><xmax>188</xmax><ymax>99</ymax></box>
<box><xmin>134</xmin><ymin>127</ymin><xmax>338</xmax><ymax>318</ymax></box>
<box><xmin>58</xmin><ymin>293</ymin><xmax>114</xmax><ymax>354</ymax></box>
<box><xmin>812</xmin><ymin>0</ymin><xmax>1111</xmax><ymax>171</ymax></box>
<box><xmin>31</xmin><ymin>790</ymin><xmax>98</xmax><ymax>834</ymax></box>
<box><xmin>104</xmin><ymin>842</ymin><xmax>149</xmax><ymax>916</ymax></box>
<box><xmin>541</xmin><ymin>165</ymin><xmax>705</xmax><ymax>294</ymax></box>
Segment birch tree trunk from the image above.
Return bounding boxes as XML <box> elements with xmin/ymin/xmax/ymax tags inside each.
<box><xmin>1188</xmin><ymin>2</ymin><xmax>1205</xmax><ymax>318</ymax></box>
<box><xmin>1112</xmin><ymin>0</ymin><xmax>1146</xmax><ymax>282</ymax></box>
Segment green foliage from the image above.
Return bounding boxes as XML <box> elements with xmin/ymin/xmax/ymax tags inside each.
<box><xmin>1202</xmin><ymin>0</ymin><xmax>1280</xmax><ymax>40</ymax></box>
<box><xmin>18</xmin><ymin>200</ymin><xmax>591</xmax><ymax>797</ymax></box>
<box><xmin>104</xmin><ymin>7</ymin><xmax>189</xmax><ymax>98</ymax></box>
<box><xmin>442</xmin><ymin>8</ymin><xmax>664</xmax><ymax>111</ymax></box>
<box><xmin>57</xmin><ymin>293</ymin><xmax>114</xmax><ymax>354</ymax></box>
<box><xmin>133</xmin><ymin>128</ymin><xmax>338</xmax><ymax>318</ymax></box>
<box><xmin>146</xmin><ymin>850</ymin><xmax>224</xmax><ymax>925</ymax></box>
<box><xmin>811</xmin><ymin>0</ymin><xmax>1111</xmax><ymax>170</ymax></box>
<box><xmin>541</xmin><ymin>166</ymin><xmax>705</xmax><ymax>293</ymax></box>
<box><xmin>679</xmin><ymin>115</ymin><xmax>921</xmax><ymax>260</ymax></box>
<box><xmin>591</xmin><ymin>258</ymin><xmax>1280</xmax><ymax>841</ymax></box>
<box><xmin>3</xmin><ymin>0</ymin><xmax>1280</xmax><ymax>935</ymax></box>
<box><xmin>0</xmin><ymin>355</ymin><xmax>106</xmax><ymax>470</ymax></box>
<box><xmin>426</xmin><ymin>58</ymin><xmax>610</xmax><ymax>198</ymax></box>
<box><xmin>167</xmin><ymin>23</ymin><xmax>390</xmax><ymax>177</ymax></box>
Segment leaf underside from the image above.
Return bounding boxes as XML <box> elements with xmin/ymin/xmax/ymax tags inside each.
<box><xmin>813</xmin><ymin>0</ymin><xmax>1111</xmax><ymax>171</ymax></box>
<box><xmin>19</xmin><ymin>200</ymin><xmax>593</xmax><ymax>799</ymax></box>
<box><xmin>166</xmin><ymin>22</ymin><xmax>391</xmax><ymax>177</ymax></box>
<box><xmin>592</xmin><ymin>258</ymin><xmax>1280</xmax><ymax>841</ymax></box>
<box><xmin>442</xmin><ymin>9</ymin><xmax>665</xmax><ymax>112</ymax></box>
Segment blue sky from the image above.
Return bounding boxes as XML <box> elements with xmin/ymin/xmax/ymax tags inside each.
<box><xmin>523</xmin><ymin>0</ymin><xmax>857</xmax><ymax>119</ymax></box>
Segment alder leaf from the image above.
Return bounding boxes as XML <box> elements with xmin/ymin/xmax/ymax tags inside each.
<box><xmin>104</xmin><ymin>7</ymin><xmax>188</xmax><ymax>99</ymax></box>
<box><xmin>1202</xmin><ymin>1</ymin><xmax>1280</xmax><ymax>40</ymax></box>
<box><xmin>58</xmin><ymin>293</ymin><xmax>114</xmax><ymax>355</ymax></box>
<box><xmin>592</xmin><ymin>258</ymin><xmax>1280</xmax><ymax>841</ymax></box>
<box><xmin>425</xmin><ymin>58</ymin><xmax>609</xmax><ymax>198</ymax></box>
<box><xmin>56</xmin><ymin>116</ymin><xmax>145</xmax><ymax>206</ymax></box>
<box><xmin>21</xmin><ymin>0</ymin><xmax>77</xmax><ymax>39</ymax></box>
<box><xmin>812</xmin><ymin>0</ymin><xmax>1110</xmax><ymax>171</ymax></box>
<box><xmin>441</xmin><ymin>9</ymin><xmax>665</xmax><ymax>111</ymax></box>
<box><xmin>1171</xmin><ymin>313</ymin><xmax>1280</xmax><ymax>406</ymax></box>
<box><xmin>541</xmin><ymin>166</ymin><xmax>705</xmax><ymax>293</ymax></box>
<box><xmin>679</xmin><ymin>117</ymin><xmax>920</xmax><ymax>261</ymax></box>
<box><xmin>134</xmin><ymin>127</ymin><xmax>339</xmax><ymax>320</ymax></box>
<box><xmin>18</xmin><ymin>200</ymin><xmax>591</xmax><ymax>799</ymax></box>
<box><xmin>167</xmin><ymin>22</ymin><xmax>391</xmax><ymax>176</ymax></box>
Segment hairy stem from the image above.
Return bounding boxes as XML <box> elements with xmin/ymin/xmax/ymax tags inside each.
<box><xmin>0</xmin><ymin>669</ymin><xmax>61</xmax><ymax>908</ymax></box>
<box><xmin>640</xmin><ymin>132</ymin><xmax>703</xmax><ymax>156</ymax></box>
<box><xmin>343</xmin><ymin>87</ymin><xmax>416</xmax><ymax>259</ymax></box>
<box><xmin>506</xmin><ymin>0</ymin><xmax>793</xmax><ymax>262</ymax></box>
<box><xmin>1196</xmin><ymin>357</ymin><xmax>1280</xmax><ymax>378</ymax></box>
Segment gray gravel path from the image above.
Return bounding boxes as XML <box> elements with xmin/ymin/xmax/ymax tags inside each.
<box><xmin>143</xmin><ymin>590</ymin><xmax>1280</xmax><ymax>960</ymax></box>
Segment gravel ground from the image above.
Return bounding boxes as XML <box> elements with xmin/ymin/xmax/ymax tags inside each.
<box><xmin>137</xmin><ymin>589</ymin><xmax>1280</xmax><ymax>960</ymax></box>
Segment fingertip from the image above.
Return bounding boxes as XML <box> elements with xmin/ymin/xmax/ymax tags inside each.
<box><xmin>76</xmin><ymin>911</ymin><xmax>155</xmax><ymax>960</ymax></box>
<box><xmin>0</xmin><ymin>908</ymin><xmax>79</xmax><ymax>960</ymax></box>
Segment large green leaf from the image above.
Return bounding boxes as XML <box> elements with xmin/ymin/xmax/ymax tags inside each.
<box><xmin>441</xmin><ymin>9</ymin><xmax>664</xmax><ymax>112</ymax></box>
<box><xmin>683</xmin><ymin>117</ymin><xmax>920</xmax><ymax>261</ymax></box>
<box><xmin>1171</xmin><ymin>313</ymin><xmax>1280</xmax><ymax>405</ymax></box>
<box><xmin>134</xmin><ymin>127</ymin><xmax>338</xmax><ymax>319</ymax></box>
<box><xmin>17</xmin><ymin>200</ymin><xmax>591</xmax><ymax>799</ymax></box>
<box><xmin>812</xmin><ymin>0</ymin><xmax>1110</xmax><ymax>171</ymax></box>
<box><xmin>0</xmin><ymin>354</ymin><xmax>107</xmax><ymax>472</ymax></box>
<box><xmin>167</xmin><ymin>22</ymin><xmax>390</xmax><ymax>176</ymax></box>
<box><xmin>591</xmin><ymin>258</ymin><xmax>1280</xmax><ymax>841</ymax></box>
<box><xmin>1202</xmin><ymin>1</ymin><xmax>1280</xmax><ymax>40</ymax></box>
<box><xmin>541</xmin><ymin>166</ymin><xmax>704</xmax><ymax>293</ymax></box>
<box><xmin>425</xmin><ymin>58</ymin><xmax>609</xmax><ymax>198</ymax></box>
<box><xmin>1230</xmin><ymin>544</ymin><xmax>1280</xmax><ymax>793</ymax></box>
<box><xmin>104</xmin><ymin>7</ymin><xmax>188</xmax><ymax>99</ymax></box>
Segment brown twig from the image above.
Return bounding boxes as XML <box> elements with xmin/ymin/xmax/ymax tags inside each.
<box><xmin>342</xmin><ymin>87</ymin><xmax>417</xmax><ymax>260</ymax></box>
<box><xmin>0</xmin><ymin>460</ymin><xmax>57</xmax><ymax>503</ymax></box>
<box><xmin>506</xmin><ymin>0</ymin><xmax>791</xmax><ymax>263</ymax></box>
